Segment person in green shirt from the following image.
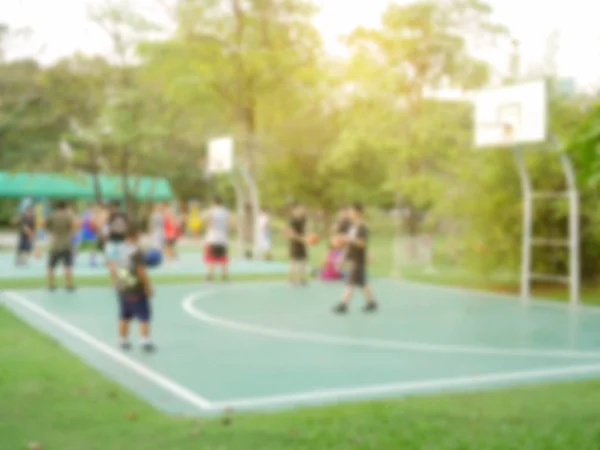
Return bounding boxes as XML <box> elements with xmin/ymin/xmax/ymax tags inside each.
<box><xmin>45</xmin><ymin>201</ymin><xmax>78</xmax><ymax>291</ymax></box>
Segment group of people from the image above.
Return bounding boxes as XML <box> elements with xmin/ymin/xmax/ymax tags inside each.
<box><xmin>285</xmin><ymin>202</ymin><xmax>377</xmax><ymax>313</ymax></box>
<box><xmin>14</xmin><ymin>199</ymin><xmax>156</xmax><ymax>351</ymax></box>
<box><xmin>12</xmin><ymin>196</ymin><xmax>376</xmax><ymax>355</ymax></box>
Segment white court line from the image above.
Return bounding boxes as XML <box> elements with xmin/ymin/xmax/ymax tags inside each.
<box><xmin>1</xmin><ymin>291</ymin><xmax>214</xmax><ymax>411</ymax></box>
<box><xmin>211</xmin><ymin>362</ymin><xmax>600</xmax><ymax>410</ymax></box>
<box><xmin>182</xmin><ymin>290</ymin><xmax>600</xmax><ymax>360</ymax></box>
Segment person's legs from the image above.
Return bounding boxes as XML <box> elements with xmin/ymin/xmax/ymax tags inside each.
<box><xmin>206</xmin><ymin>245</ymin><xmax>217</xmax><ymax>280</ymax></box>
<box><xmin>117</xmin><ymin>292</ymin><xmax>132</xmax><ymax>349</ymax></box>
<box><xmin>361</xmin><ymin>285</ymin><xmax>377</xmax><ymax>311</ymax></box>
<box><xmin>118</xmin><ymin>319</ymin><xmax>131</xmax><ymax>348</ymax></box>
<box><xmin>289</xmin><ymin>260</ymin><xmax>298</xmax><ymax>284</ymax></box>
<box><xmin>358</xmin><ymin>267</ymin><xmax>377</xmax><ymax>311</ymax></box>
<box><xmin>33</xmin><ymin>232</ymin><xmax>42</xmax><ymax>259</ymax></box>
<box><xmin>163</xmin><ymin>240</ymin><xmax>172</xmax><ymax>261</ymax></box>
<box><xmin>96</xmin><ymin>238</ymin><xmax>106</xmax><ymax>265</ymax></box>
<box><xmin>220</xmin><ymin>262</ymin><xmax>229</xmax><ymax>280</ymax></box>
<box><xmin>136</xmin><ymin>295</ymin><xmax>154</xmax><ymax>352</ymax></box>
<box><xmin>47</xmin><ymin>251</ymin><xmax>57</xmax><ymax>290</ymax></box>
<box><xmin>297</xmin><ymin>259</ymin><xmax>307</xmax><ymax>285</ymax></box>
<box><xmin>105</xmin><ymin>241</ymin><xmax>119</xmax><ymax>284</ymax></box>
<box><xmin>219</xmin><ymin>246</ymin><xmax>229</xmax><ymax>281</ymax></box>
<box><xmin>297</xmin><ymin>244</ymin><xmax>308</xmax><ymax>285</ymax></box>
<box><xmin>206</xmin><ymin>263</ymin><xmax>215</xmax><ymax>280</ymax></box>
<box><xmin>170</xmin><ymin>238</ymin><xmax>178</xmax><ymax>260</ymax></box>
<box><xmin>333</xmin><ymin>262</ymin><xmax>361</xmax><ymax>313</ymax></box>
<box><xmin>333</xmin><ymin>285</ymin><xmax>354</xmax><ymax>313</ymax></box>
<box><xmin>15</xmin><ymin>238</ymin><xmax>31</xmax><ymax>266</ymax></box>
<box><xmin>63</xmin><ymin>250</ymin><xmax>75</xmax><ymax>291</ymax></box>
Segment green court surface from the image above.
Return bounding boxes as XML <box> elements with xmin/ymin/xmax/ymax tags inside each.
<box><xmin>3</xmin><ymin>280</ymin><xmax>600</xmax><ymax>416</ymax></box>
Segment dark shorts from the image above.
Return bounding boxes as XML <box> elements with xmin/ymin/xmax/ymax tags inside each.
<box><xmin>97</xmin><ymin>238</ymin><xmax>105</xmax><ymax>252</ymax></box>
<box><xmin>17</xmin><ymin>237</ymin><xmax>32</xmax><ymax>253</ymax></box>
<box><xmin>165</xmin><ymin>239</ymin><xmax>177</xmax><ymax>247</ymax></box>
<box><xmin>347</xmin><ymin>262</ymin><xmax>367</xmax><ymax>287</ymax></box>
<box><xmin>118</xmin><ymin>291</ymin><xmax>151</xmax><ymax>322</ymax></box>
<box><xmin>48</xmin><ymin>249</ymin><xmax>73</xmax><ymax>268</ymax></box>
<box><xmin>205</xmin><ymin>244</ymin><xmax>228</xmax><ymax>263</ymax></box>
<box><xmin>289</xmin><ymin>242</ymin><xmax>307</xmax><ymax>261</ymax></box>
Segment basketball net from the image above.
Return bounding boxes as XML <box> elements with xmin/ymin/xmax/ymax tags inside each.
<box><xmin>501</xmin><ymin>123</ymin><xmax>514</xmax><ymax>145</ymax></box>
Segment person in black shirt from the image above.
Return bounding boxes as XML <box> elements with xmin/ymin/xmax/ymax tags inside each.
<box><xmin>333</xmin><ymin>203</ymin><xmax>377</xmax><ymax>313</ymax></box>
<box><xmin>15</xmin><ymin>206</ymin><xmax>35</xmax><ymax>266</ymax></box>
<box><xmin>285</xmin><ymin>202</ymin><xmax>309</xmax><ymax>285</ymax></box>
<box><xmin>333</xmin><ymin>205</ymin><xmax>352</xmax><ymax>235</ymax></box>
<box><xmin>105</xmin><ymin>201</ymin><xmax>129</xmax><ymax>275</ymax></box>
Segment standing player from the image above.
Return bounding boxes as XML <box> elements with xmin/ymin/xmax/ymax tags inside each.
<box><xmin>105</xmin><ymin>200</ymin><xmax>129</xmax><ymax>277</ymax></box>
<box><xmin>285</xmin><ymin>202</ymin><xmax>309</xmax><ymax>285</ymax></box>
<box><xmin>332</xmin><ymin>205</ymin><xmax>351</xmax><ymax>270</ymax></box>
<box><xmin>203</xmin><ymin>195</ymin><xmax>232</xmax><ymax>281</ymax></box>
<box><xmin>113</xmin><ymin>224</ymin><xmax>155</xmax><ymax>352</ymax></box>
<box><xmin>149</xmin><ymin>203</ymin><xmax>164</xmax><ymax>250</ymax></box>
<box><xmin>15</xmin><ymin>205</ymin><xmax>35</xmax><ymax>266</ymax></box>
<box><xmin>162</xmin><ymin>205</ymin><xmax>180</xmax><ymax>262</ymax></box>
<box><xmin>333</xmin><ymin>203</ymin><xmax>377</xmax><ymax>313</ymax></box>
<box><xmin>46</xmin><ymin>201</ymin><xmax>77</xmax><ymax>291</ymax></box>
<box><xmin>93</xmin><ymin>203</ymin><xmax>109</xmax><ymax>266</ymax></box>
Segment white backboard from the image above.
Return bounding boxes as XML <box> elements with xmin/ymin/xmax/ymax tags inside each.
<box><xmin>207</xmin><ymin>136</ymin><xmax>234</xmax><ymax>173</ymax></box>
<box><xmin>473</xmin><ymin>80</ymin><xmax>547</xmax><ymax>148</ymax></box>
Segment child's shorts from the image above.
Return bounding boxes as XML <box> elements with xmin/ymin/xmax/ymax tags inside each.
<box><xmin>118</xmin><ymin>291</ymin><xmax>151</xmax><ymax>322</ymax></box>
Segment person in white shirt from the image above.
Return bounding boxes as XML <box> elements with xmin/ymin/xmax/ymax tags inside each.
<box><xmin>203</xmin><ymin>195</ymin><xmax>233</xmax><ymax>281</ymax></box>
<box><xmin>257</xmin><ymin>208</ymin><xmax>272</xmax><ymax>260</ymax></box>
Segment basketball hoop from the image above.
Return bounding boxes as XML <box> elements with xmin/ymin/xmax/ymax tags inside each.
<box><xmin>475</xmin><ymin>122</ymin><xmax>515</xmax><ymax>148</ymax></box>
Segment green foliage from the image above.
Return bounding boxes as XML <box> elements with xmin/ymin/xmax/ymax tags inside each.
<box><xmin>0</xmin><ymin>60</ymin><xmax>66</xmax><ymax>169</ymax></box>
<box><xmin>0</xmin><ymin>0</ymin><xmax>599</xmax><ymax>281</ymax></box>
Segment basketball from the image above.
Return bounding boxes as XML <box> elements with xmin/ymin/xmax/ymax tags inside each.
<box><xmin>144</xmin><ymin>248</ymin><xmax>163</xmax><ymax>268</ymax></box>
<box><xmin>306</xmin><ymin>233</ymin><xmax>319</xmax><ymax>245</ymax></box>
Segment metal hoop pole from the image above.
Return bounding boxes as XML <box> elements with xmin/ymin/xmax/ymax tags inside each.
<box><xmin>239</xmin><ymin>166</ymin><xmax>261</xmax><ymax>257</ymax></box>
<box><xmin>230</xmin><ymin>171</ymin><xmax>245</xmax><ymax>258</ymax></box>
<box><xmin>512</xmin><ymin>147</ymin><xmax>532</xmax><ymax>303</ymax></box>
<box><xmin>551</xmin><ymin>135</ymin><xmax>580</xmax><ymax>306</ymax></box>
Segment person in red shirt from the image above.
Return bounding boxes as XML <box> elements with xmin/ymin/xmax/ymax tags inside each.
<box><xmin>162</xmin><ymin>205</ymin><xmax>180</xmax><ymax>262</ymax></box>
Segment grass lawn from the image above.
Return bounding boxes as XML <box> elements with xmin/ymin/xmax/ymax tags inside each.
<box><xmin>3</xmin><ymin>302</ymin><xmax>600</xmax><ymax>450</ymax></box>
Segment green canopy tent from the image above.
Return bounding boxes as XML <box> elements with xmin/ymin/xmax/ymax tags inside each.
<box><xmin>0</xmin><ymin>172</ymin><xmax>173</xmax><ymax>201</ymax></box>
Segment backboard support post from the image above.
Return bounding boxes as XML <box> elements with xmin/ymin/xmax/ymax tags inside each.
<box><xmin>474</xmin><ymin>80</ymin><xmax>580</xmax><ymax>306</ymax></box>
<box><xmin>510</xmin><ymin>138</ymin><xmax>580</xmax><ymax>306</ymax></box>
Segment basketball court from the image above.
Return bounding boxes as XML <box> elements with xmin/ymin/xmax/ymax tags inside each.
<box><xmin>2</xmin><ymin>79</ymin><xmax>593</xmax><ymax>418</ymax></box>
<box><xmin>3</xmin><ymin>279</ymin><xmax>600</xmax><ymax>416</ymax></box>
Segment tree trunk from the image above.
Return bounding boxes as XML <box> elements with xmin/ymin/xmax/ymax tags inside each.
<box><xmin>91</xmin><ymin>170</ymin><xmax>102</xmax><ymax>203</ymax></box>
<box><xmin>88</xmin><ymin>145</ymin><xmax>103</xmax><ymax>203</ymax></box>
<box><xmin>120</xmin><ymin>146</ymin><xmax>133</xmax><ymax>214</ymax></box>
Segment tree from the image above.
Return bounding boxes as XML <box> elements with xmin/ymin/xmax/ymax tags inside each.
<box><xmin>341</xmin><ymin>0</ymin><xmax>507</xmax><ymax>233</ymax></box>
<box><xmin>0</xmin><ymin>58</ymin><xmax>66</xmax><ymax>170</ymax></box>
<box><xmin>39</xmin><ymin>54</ymin><xmax>115</xmax><ymax>201</ymax></box>
<box><xmin>88</xmin><ymin>0</ymin><xmax>166</xmax><ymax>210</ymax></box>
<box><xmin>139</xmin><ymin>0</ymin><xmax>325</xmax><ymax>174</ymax></box>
